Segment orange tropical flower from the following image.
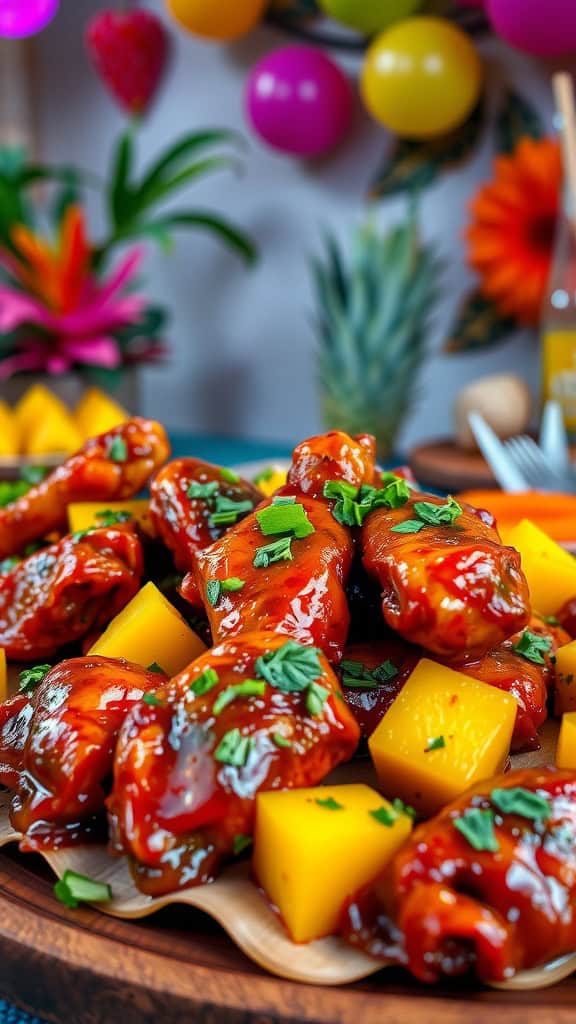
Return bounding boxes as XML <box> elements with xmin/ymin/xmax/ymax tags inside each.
<box><xmin>466</xmin><ymin>137</ymin><xmax>562</xmax><ymax>326</ymax></box>
<box><xmin>9</xmin><ymin>205</ymin><xmax>92</xmax><ymax>314</ymax></box>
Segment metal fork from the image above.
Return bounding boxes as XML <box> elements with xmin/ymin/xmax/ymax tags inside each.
<box><xmin>503</xmin><ymin>434</ymin><xmax>576</xmax><ymax>493</ymax></box>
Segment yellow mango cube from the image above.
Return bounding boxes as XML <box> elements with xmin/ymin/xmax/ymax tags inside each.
<box><xmin>254</xmin><ymin>466</ymin><xmax>288</xmax><ymax>497</ymax></box>
<box><xmin>502</xmin><ymin>519</ymin><xmax>576</xmax><ymax>617</ymax></box>
<box><xmin>368</xmin><ymin>659</ymin><xmax>517</xmax><ymax>815</ymax></box>
<box><xmin>0</xmin><ymin>401</ymin><xmax>21</xmax><ymax>457</ymax></box>
<box><xmin>556</xmin><ymin>712</ymin><xmax>576</xmax><ymax>770</ymax></box>
<box><xmin>554</xmin><ymin>639</ymin><xmax>576</xmax><ymax>714</ymax></box>
<box><xmin>75</xmin><ymin>388</ymin><xmax>129</xmax><ymax>440</ymax></box>
<box><xmin>0</xmin><ymin>649</ymin><xmax>6</xmax><ymax>703</ymax></box>
<box><xmin>254</xmin><ymin>784</ymin><xmax>412</xmax><ymax>943</ymax></box>
<box><xmin>25</xmin><ymin>405</ymin><xmax>83</xmax><ymax>457</ymax></box>
<box><xmin>67</xmin><ymin>500</ymin><xmax>152</xmax><ymax>536</ymax></box>
<box><xmin>89</xmin><ymin>582</ymin><xmax>205</xmax><ymax>677</ymax></box>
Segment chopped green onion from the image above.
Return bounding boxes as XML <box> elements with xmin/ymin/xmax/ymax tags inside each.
<box><xmin>256</xmin><ymin>502</ymin><xmax>315</xmax><ymax>540</ymax></box>
<box><xmin>54</xmin><ymin>870</ymin><xmax>112</xmax><ymax>909</ymax></box>
<box><xmin>272</xmin><ymin>732</ymin><xmax>292</xmax><ymax>749</ymax></box>
<box><xmin>214</xmin><ymin>728</ymin><xmax>253</xmax><ymax>767</ymax></box>
<box><xmin>490</xmin><ymin>787</ymin><xmax>551</xmax><ymax>820</ymax></box>
<box><xmin>94</xmin><ymin>509</ymin><xmax>132</xmax><ymax>527</ymax></box>
<box><xmin>142</xmin><ymin>693</ymin><xmax>163</xmax><ymax>707</ymax></box>
<box><xmin>191</xmin><ymin>667</ymin><xmax>219</xmax><ymax>696</ymax></box>
<box><xmin>253</xmin><ymin>536</ymin><xmax>293</xmax><ymax>568</ymax></box>
<box><xmin>187</xmin><ymin>480</ymin><xmax>219</xmax><ymax>500</ymax></box>
<box><xmin>370</xmin><ymin>806</ymin><xmax>397</xmax><ymax>827</ymax></box>
<box><xmin>221</xmin><ymin>467</ymin><xmax>240</xmax><ymax>484</ymax></box>
<box><xmin>108</xmin><ymin>436</ymin><xmax>128</xmax><ymax>463</ymax></box>
<box><xmin>206</xmin><ymin>580</ymin><xmax>222</xmax><ymax>607</ymax></box>
<box><xmin>453</xmin><ymin>808</ymin><xmax>499</xmax><ymax>852</ymax></box>
<box><xmin>147</xmin><ymin>662</ymin><xmax>166</xmax><ymax>675</ymax></box>
<box><xmin>323</xmin><ymin>476</ymin><xmax>410</xmax><ymax>527</ymax></box>
<box><xmin>19</xmin><ymin>664</ymin><xmax>52</xmax><ymax>694</ymax></box>
<box><xmin>306</xmin><ymin>681</ymin><xmax>330</xmax><ymax>717</ymax></box>
<box><xmin>392</xmin><ymin>798</ymin><xmax>416</xmax><ymax>820</ymax></box>
<box><xmin>272</xmin><ymin>495</ymin><xmax>296</xmax><ymax>506</ymax></box>
<box><xmin>424</xmin><ymin>735</ymin><xmax>446</xmax><ymax>753</ymax></box>
<box><xmin>512</xmin><ymin>630</ymin><xmax>553</xmax><ymax>665</ymax></box>
<box><xmin>212</xmin><ymin>680</ymin><xmax>266</xmax><ymax>716</ymax></box>
<box><xmin>220</xmin><ymin>577</ymin><xmax>245</xmax><ymax>593</ymax></box>
<box><xmin>255</xmin><ymin>640</ymin><xmax>323</xmax><ymax>692</ymax></box>
<box><xmin>253</xmin><ymin>467</ymin><xmax>274</xmax><ymax>485</ymax></box>
<box><xmin>209</xmin><ymin>496</ymin><xmax>254</xmax><ymax>527</ymax></box>
<box><xmin>315</xmin><ymin>797</ymin><xmax>344</xmax><ymax>811</ymax></box>
<box><xmin>391</xmin><ymin>496</ymin><xmax>463</xmax><ymax>535</ymax></box>
<box><xmin>341</xmin><ymin>659</ymin><xmax>398</xmax><ymax>689</ymax></box>
<box><xmin>233</xmin><ymin>834</ymin><xmax>253</xmax><ymax>855</ymax></box>
<box><xmin>0</xmin><ymin>556</ymin><xmax>20</xmax><ymax>575</ymax></box>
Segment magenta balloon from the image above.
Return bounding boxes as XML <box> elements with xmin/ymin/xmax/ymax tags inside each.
<box><xmin>487</xmin><ymin>0</ymin><xmax>576</xmax><ymax>56</ymax></box>
<box><xmin>245</xmin><ymin>46</ymin><xmax>354</xmax><ymax>158</ymax></box>
<box><xmin>0</xmin><ymin>0</ymin><xmax>59</xmax><ymax>37</ymax></box>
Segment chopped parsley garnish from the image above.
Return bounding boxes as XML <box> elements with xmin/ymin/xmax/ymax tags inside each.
<box><xmin>253</xmin><ymin>536</ymin><xmax>293</xmax><ymax>568</ymax></box>
<box><xmin>255</xmin><ymin>640</ymin><xmax>323</xmax><ymax>691</ymax></box>
<box><xmin>147</xmin><ymin>662</ymin><xmax>166</xmax><ymax>675</ymax></box>
<box><xmin>54</xmin><ymin>870</ymin><xmax>112</xmax><ymax>909</ymax></box>
<box><xmin>142</xmin><ymin>693</ymin><xmax>163</xmax><ymax>707</ymax></box>
<box><xmin>391</xmin><ymin>496</ymin><xmax>463</xmax><ymax>534</ymax></box>
<box><xmin>323</xmin><ymin>476</ymin><xmax>410</xmax><ymax>528</ymax></box>
<box><xmin>512</xmin><ymin>630</ymin><xmax>553</xmax><ymax>665</ymax></box>
<box><xmin>306</xmin><ymin>681</ymin><xmax>330</xmax><ymax>717</ymax></box>
<box><xmin>256</xmin><ymin>502</ymin><xmax>315</xmax><ymax>540</ymax></box>
<box><xmin>187</xmin><ymin>480</ymin><xmax>220</xmax><ymax>500</ymax></box>
<box><xmin>341</xmin><ymin>658</ymin><xmax>398</xmax><ymax>689</ymax></box>
<box><xmin>253</xmin><ymin>467</ymin><xmax>274</xmax><ymax>485</ymax></box>
<box><xmin>206</xmin><ymin>580</ymin><xmax>222</xmax><ymax>607</ymax></box>
<box><xmin>316</xmin><ymin>796</ymin><xmax>344</xmax><ymax>811</ymax></box>
<box><xmin>221</xmin><ymin>577</ymin><xmax>245</xmax><ymax>593</ymax></box>
<box><xmin>453</xmin><ymin>808</ymin><xmax>499</xmax><ymax>852</ymax></box>
<box><xmin>490</xmin><ymin>787</ymin><xmax>551</xmax><ymax>820</ymax></box>
<box><xmin>0</xmin><ymin>556</ymin><xmax>20</xmax><ymax>575</ymax></box>
<box><xmin>543</xmin><ymin>615</ymin><xmax>560</xmax><ymax>626</ymax></box>
<box><xmin>108</xmin><ymin>436</ymin><xmax>128</xmax><ymax>463</ymax></box>
<box><xmin>272</xmin><ymin>732</ymin><xmax>292</xmax><ymax>749</ymax></box>
<box><xmin>212</xmin><ymin>680</ymin><xmax>266</xmax><ymax>716</ymax></box>
<box><xmin>221</xmin><ymin>467</ymin><xmax>240</xmax><ymax>484</ymax></box>
<box><xmin>272</xmin><ymin>495</ymin><xmax>296</xmax><ymax>506</ymax></box>
<box><xmin>424</xmin><ymin>735</ymin><xmax>446</xmax><ymax>753</ymax></box>
<box><xmin>210</xmin><ymin>495</ymin><xmax>254</xmax><ymax>527</ymax></box>
<box><xmin>19</xmin><ymin>664</ymin><xmax>51</xmax><ymax>694</ymax></box>
<box><xmin>214</xmin><ymin>728</ymin><xmax>253</xmax><ymax>767</ymax></box>
<box><xmin>94</xmin><ymin>509</ymin><xmax>132</xmax><ymax>527</ymax></box>
<box><xmin>233</xmin><ymin>834</ymin><xmax>253</xmax><ymax>855</ymax></box>
<box><xmin>0</xmin><ymin>480</ymin><xmax>30</xmax><ymax>508</ymax></box>
<box><xmin>370</xmin><ymin>806</ymin><xmax>397</xmax><ymax>827</ymax></box>
<box><xmin>191</xmin><ymin>667</ymin><xmax>219</xmax><ymax>696</ymax></box>
<box><xmin>392</xmin><ymin>798</ymin><xmax>416</xmax><ymax>820</ymax></box>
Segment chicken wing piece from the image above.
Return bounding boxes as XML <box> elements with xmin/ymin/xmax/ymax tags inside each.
<box><xmin>287</xmin><ymin>431</ymin><xmax>378</xmax><ymax>498</ymax></box>
<box><xmin>149</xmin><ymin>457</ymin><xmax>262</xmax><ymax>572</ymax></box>
<box><xmin>0</xmin><ymin>526</ymin><xmax>143</xmax><ymax>660</ymax></box>
<box><xmin>342</xmin><ymin>766</ymin><xmax>576</xmax><ymax>984</ymax></box>
<box><xmin>0</xmin><ymin>418</ymin><xmax>170</xmax><ymax>558</ymax></box>
<box><xmin>339</xmin><ymin>638</ymin><xmax>420</xmax><ymax>740</ymax></box>
<box><xmin>108</xmin><ymin>631</ymin><xmax>360</xmax><ymax>895</ymax></box>
<box><xmin>180</xmin><ymin>495</ymin><xmax>354</xmax><ymax>662</ymax></box>
<box><xmin>361</xmin><ymin>494</ymin><xmax>530</xmax><ymax>659</ymax></box>
<box><xmin>0</xmin><ymin>657</ymin><xmax>166</xmax><ymax>849</ymax></box>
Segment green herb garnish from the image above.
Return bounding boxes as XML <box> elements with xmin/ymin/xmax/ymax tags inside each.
<box><xmin>147</xmin><ymin>662</ymin><xmax>166</xmax><ymax>675</ymax></box>
<box><xmin>108</xmin><ymin>436</ymin><xmax>128</xmax><ymax>463</ymax></box>
<box><xmin>220</xmin><ymin>577</ymin><xmax>245</xmax><ymax>593</ymax></box>
<box><xmin>391</xmin><ymin>496</ymin><xmax>463</xmax><ymax>534</ymax></box>
<box><xmin>306</xmin><ymin>681</ymin><xmax>330</xmax><ymax>717</ymax></box>
<box><xmin>54</xmin><ymin>870</ymin><xmax>112</xmax><ymax>909</ymax></box>
<box><xmin>221</xmin><ymin>467</ymin><xmax>240</xmax><ymax>484</ymax></box>
<box><xmin>142</xmin><ymin>693</ymin><xmax>163</xmax><ymax>707</ymax></box>
<box><xmin>191</xmin><ymin>667</ymin><xmax>219</xmax><ymax>696</ymax></box>
<box><xmin>392</xmin><ymin>798</ymin><xmax>416</xmax><ymax>820</ymax></box>
<box><xmin>253</xmin><ymin>467</ymin><xmax>274</xmax><ymax>485</ymax></box>
<box><xmin>214</xmin><ymin>728</ymin><xmax>253</xmax><ymax>767</ymax></box>
<box><xmin>20</xmin><ymin>465</ymin><xmax>48</xmax><ymax>485</ymax></box>
<box><xmin>206</xmin><ymin>580</ymin><xmax>222</xmax><ymax>607</ymax></box>
<box><xmin>187</xmin><ymin>480</ymin><xmax>220</xmax><ymax>500</ymax></box>
<box><xmin>424</xmin><ymin>735</ymin><xmax>446</xmax><ymax>752</ymax></box>
<box><xmin>253</xmin><ymin>536</ymin><xmax>293</xmax><ymax>568</ymax></box>
<box><xmin>210</xmin><ymin>495</ymin><xmax>254</xmax><ymax>527</ymax></box>
<box><xmin>370</xmin><ymin>806</ymin><xmax>397</xmax><ymax>827</ymax></box>
<box><xmin>212</xmin><ymin>680</ymin><xmax>266</xmax><ymax>716</ymax></box>
<box><xmin>390</xmin><ymin>519</ymin><xmax>426</xmax><ymax>534</ymax></box>
<box><xmin>315</xmin><ymin>796</ymin><xmax>344</xmax><ymax>811</ymax></box>
<box><xmin>512</xmin><ymin>630</ymin><xmax>553</xmax><ymax>666</ymax></box>
<box><xmin>255</xmin><ymin>640</ymin><xmax>323</xmax><ymax>691</ymax></box>
<box><xmin>0</xmin><ymin>556</ymin><xmax>20</xmax><ymax>575</ymax></box>
<box><xmin>490</xmin><ymin>787</ymin><xmax>551</xmax><ymax>820</ymax></box>
<box><xmin>94</xmin><ymin>509</ymin><xmax>132</xmax><ymax>527</ymax></box>
<box><xmin>233</xmin><ymin>834</ymin><xmax>253</xmax><ymax>855</ymax></box>
<box><xmin>272</xmin><ymin>495</ymin><xmax>296</xmax><ymax>506</ymax></box>
<box><xmin>453</xmin><ymin>808</ymin><xmax>499</xmax><ymax>852</ymax></box>
<box><xmin>323</xmin><ymin>476</ymin><xmax>410</xmax><ymax>528</ymax></box>
<box><xmin>256</xmin><ymin>502</ymin><xmax>315</xmax><ymax>539</ymax></box>
<box><xmin>19</xmin><ymin>664</ymin><xmax>51</xmax><ymax>694</ymax></box>
<box><xmin>341</xmin><ymin>659</ymin><xmax>398</xmax><ymax>689</ymax></box>
<box><xmin>272</xmin><ymin>732</ymin><xmax>292</xmax><ymax>749</ymax></box>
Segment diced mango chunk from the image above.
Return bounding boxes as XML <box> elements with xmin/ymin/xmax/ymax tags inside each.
<box><xmin>75</xmin><ymin>388</ymin><xmax>129</xmax><ymax>440</ymax></box>
<box><xmin>25</xmin><ymin>404</ymin><xmax>83</xmax><ymax>457</ymax></box>
<box><xmin>0</xmin><ymin>401</ymin><xmax>21</xmax><ymax>457</ymax></box>
<box><xmin>254</xmin><ymin>784</ymin><xmax>412</xmax><ymax>943</ymax></box>
<box><xmin>556</xmin><ymin>712</ymin><xmax>576</xmax><ymax>769</ymax></box>
<box><xmin>554</xmin><ymin>639</ymin><xmax>576</xmax><ymax>714</ymax></box>
<box><xmin>67</xmin><ymin>500</ymin><xmax>152</xmax><ymax>536</ymax></box>
<box><xmin>0</xmin><ymin>649</ymin><xmax>6</xmax><ymax>703</ymax></box>
<box><xmin>89</xmin><ymin>582</ymin><xmax>205</xmax><ymax>677</ymax></box>
<box><xmin>368</xmin><ymin>658</ymin><xmax>517</xmax><ymax>815</ymax></box>
<box><xmin>254</xmin><ymin>467</ymin><xmax>288</xmax><ymax>497</ymax></box>
<box><xmin>502</xmin><ymin>519</ymin><xmax>576</xmax><ymax>617</ymax></box>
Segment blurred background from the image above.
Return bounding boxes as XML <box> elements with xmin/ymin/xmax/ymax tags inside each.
<box><xmin>0</xmin><ymin>0</ymin><xmax>574</xmax><ymax>465</ymax></box>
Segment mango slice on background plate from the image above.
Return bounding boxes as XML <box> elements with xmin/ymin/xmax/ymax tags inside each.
<box><xmin>75</xmin><ymin>388</ymin><xmax>129</xmax><ymax>440</ymax></box>
<box><xmin>25</xmin><ymin>403</ymin><xmax>83</xmax><ymax>457</ymax></box>
<box><xmin>0</xmin><ymin>402</ymin><xmax>20</xmax><ymax>457</ymax></box>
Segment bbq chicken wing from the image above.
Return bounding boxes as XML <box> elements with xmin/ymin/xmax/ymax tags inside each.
<box><xmin>108</xmin><ymin>631</ymin><xmax>360</xmax><ymax>895</ymax></box>
<box><xmin>339</xmin><ymin>639</ymin><xmax>420</xmax><ymax>740</ymax></box>
<box><xmin>0</xmin><ymin>526</ymin><xmax>143</xmax><ymax>660</ymax></box>
<box><xmin>181</xmin><ymin>495</ymin><xmax>354</xmax><ymax>663</ymax></box>
<box><xmin>361</xmin><ymin>494</ymin><xmax>530</xmax><ymax>659</ymax></box>
<box><xmin>0</xmin><ymin>657</ymin><xmax>166</xmax><ymax>849</ymax></box>
<box><xmin>287</xmin><ymin>431</ymin><xmax>378</xmax><ymax>498</ymax></box>
<box><xmin>149</xmin><ymin>457</ymin><xmax>262</xmax><ymax>572</ymax></box>
<box><xmin>342</xmin><ymin>766</ymin><xmax>576</xmax><ymax>984</ymax></box>
<box><xmin>0</xmin><ymin>418</ymin><xmax>169</xmax><ymax>558</ymax></box>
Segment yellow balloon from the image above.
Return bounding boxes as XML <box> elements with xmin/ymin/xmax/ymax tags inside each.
<box><xmin>361</xmin><ymin>17</ymin><xmax>482</xmax><ymax>139</ymax></box>
<box><xmin>165</xmin><ymin>0</ymin><xmax>267</xmax><ymax>41</ymax></box>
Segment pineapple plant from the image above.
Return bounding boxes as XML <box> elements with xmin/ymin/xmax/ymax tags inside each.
<box><xmin>311</xmin><ymin>213</ymin><xmax>441</xmax><ymax>459</ymax></box>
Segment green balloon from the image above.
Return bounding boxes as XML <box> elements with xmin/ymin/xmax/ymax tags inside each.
<box><xmin>319</xmin><ymin>0</ymin><xmax>423</xmax><ymax>35</ymax></box>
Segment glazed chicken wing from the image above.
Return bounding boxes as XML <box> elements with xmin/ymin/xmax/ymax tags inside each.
<box><xmin>108</xmin><ymin>631</ymin><xmax>360</xmax><ymax>894</ymax></box>
<box><xmin>361</xmin><ymin>494</ymin><xmax>530</xmax><ymax>659</ymax></box>
<box><xmin>0</xmin><ymin>418</ymin><xmax>169</xmax><ymax>558</ymax></box>
<box><xmin>0</xmin><ymin>526</ymin><xmax>143</xmax><ymax>660</ymax></box>
<box><xmin>0</xmin><ymin>657</ymin><xmax>166</xmax><ymax>849</ymax></box>
<box><xmin>342</xmin><ymin>766</ymin><xmax>576</xmax><ymax>984</ymax></box>
<box><xmin>287</xmin><ymin>431</ymin><xmax>378</xmax><ymax>498</ymax></box>
<box><xmin>149</xmin><ymin>457</ymin><xmax>262</xmax><ymax>572</ymax></box>
<box><xmin>181</xmin><ymin>495</ymin><xmax>354</xmax><ymax>662</ymax></box>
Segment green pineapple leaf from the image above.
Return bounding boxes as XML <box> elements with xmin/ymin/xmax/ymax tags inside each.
<box><xmin>496</xmin><ymin>90</ymin><xmax>544</xmax><ymax>155</ymax></box>
<box><xmin>369</xmin><ymin>99</ymin><xmax>486</xmax><ymax>200</ymax></box>
<box><xmin>444</xmin><ymin>289</ymin><xmax>516</xmax><ymax>353</ymax></box>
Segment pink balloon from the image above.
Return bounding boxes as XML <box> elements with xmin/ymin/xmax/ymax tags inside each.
<box><xmin>487</xmin><ymin>0</ymin><xmax>576</xmax><ymax>56</ymax></box>
<box><xmin>0</xmin><ymin>0</ymin><xmax>59</xmax><ymax>38</ymax></box>
<box><xmin>245</xmin><ymin>47</ymin><xmax>354</xmax><ymax>158</ymax></box>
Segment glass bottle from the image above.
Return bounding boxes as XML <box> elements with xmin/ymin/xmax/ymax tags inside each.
<box><xmin>541</xmin><ymin>185</ymin><xmax>576</xmax><ymax>435</ymax></box>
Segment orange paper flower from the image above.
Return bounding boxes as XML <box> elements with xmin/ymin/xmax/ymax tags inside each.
<box><xmin>466</xmin><ymin>137</ymin><xmax>562</xmax><ymax>325</ymax></box>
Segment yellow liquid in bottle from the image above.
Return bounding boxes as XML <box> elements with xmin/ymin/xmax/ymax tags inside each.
<box><xmin>542</xmin><ymin>329</ymin><xmax>576</xmax><ymax>431</ymax></box>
